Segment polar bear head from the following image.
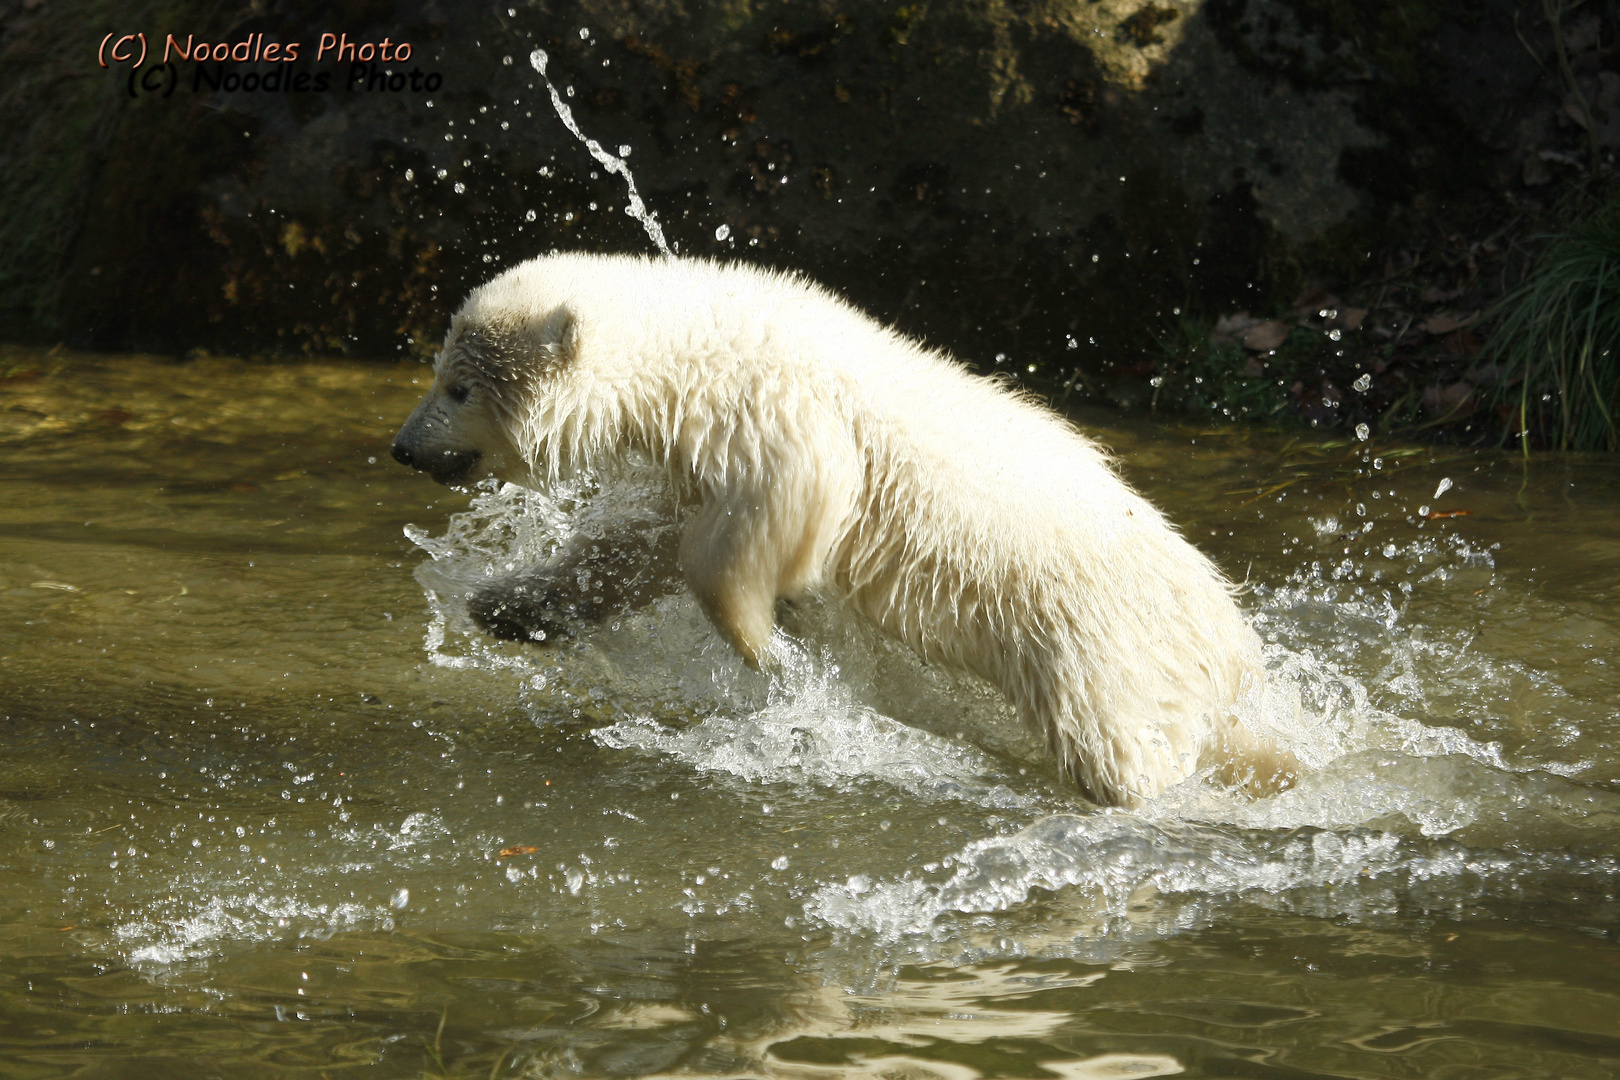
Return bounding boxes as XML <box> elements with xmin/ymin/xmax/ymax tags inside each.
<box><xmin>391</xmin><ymin>284</ymin><xmax>582</xmax><ymax>488</ymax></box>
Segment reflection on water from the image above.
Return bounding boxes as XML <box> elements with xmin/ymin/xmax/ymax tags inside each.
<box><xmin>2</xmin><ymin>349</ymin><xmax>1619</xmax><ymax>1077</ymax></box>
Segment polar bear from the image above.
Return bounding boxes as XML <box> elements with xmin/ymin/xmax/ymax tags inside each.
<box><xmin>391</xmin><ymin>253</ymin><xmax>1295</xmax><ymax>807</ymax></box>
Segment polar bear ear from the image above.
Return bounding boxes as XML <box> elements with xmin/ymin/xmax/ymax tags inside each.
<box><xmin>537</xmin><ymin>305</ymin><xmax>582</xmax><ymax>367</ymax></box>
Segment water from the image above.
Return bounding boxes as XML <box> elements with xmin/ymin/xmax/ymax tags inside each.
<box><xmin>3</xmin><ymin>348</ymin><xmax>1619</xmax><ymax>1077</ymax></box>
<box><xmin>528</xmin><ymin>48</ymin><xmax>673</xmax><ymax>257</ymax></box>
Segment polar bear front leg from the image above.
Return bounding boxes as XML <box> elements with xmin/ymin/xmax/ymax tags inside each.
<box><xmin>468</xmin><ymin>522</ymin><xmax>681</xmax><ymax>643</ymax></box>
<box><xmin>679</xmin><ymin>497</ymin><xmax>783</xmax><ymax>668</ymax></box>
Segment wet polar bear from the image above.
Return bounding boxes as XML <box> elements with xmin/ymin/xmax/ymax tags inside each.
<box><xmin>391</xmin><ymin>253</ymin><xmax>1295</xmax><ymax>807</ymax></box>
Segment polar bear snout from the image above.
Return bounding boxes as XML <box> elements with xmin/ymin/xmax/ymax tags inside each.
<box><xmin>390</xmin><ymin>438</ymin><xmax>482</xmax><ymax>486</ymax></box>
<box><xmin>391</xmin><ymin>399</ymin><xmax>485</xmax><ymax>487</ymax></box>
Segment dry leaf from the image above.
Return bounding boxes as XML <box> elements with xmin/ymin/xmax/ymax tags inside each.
<box><xmin>498</xmin><ymin>845</ymin><xmax>540</xmax><ymax>859</ymax></box>
<box><xmin>1420</xmin><ymin>312</ymin><xmax>1476</xmax><ymax>335</ymax></box>
<box><xmin>1242</xmin><ymin>320</ymin><xmax>1290</xmax><ymax>351</ymax></box>
<box><xmin>1421</xmin><ymin>380</ymin><xmax>1477</xmax><ymax>417</ymax></box>
<box><xmin>1291</xmin><ymin>288</ymin><xmax>1336</xmax><ymax>313</ymax></box>
<box><xmin>1212</xmin><ymin>312</ymin><xmax>1259</xmax><ymax>341</ymax></box>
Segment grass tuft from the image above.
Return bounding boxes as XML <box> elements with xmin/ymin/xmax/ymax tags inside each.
<box><xmin>1483</xmin><ymin>201</ymin><xmax>1620</xmax><ymax>451</ymax></box>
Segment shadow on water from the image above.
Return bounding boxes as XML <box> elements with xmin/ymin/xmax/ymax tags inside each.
<box><xmin>2</xmin><ymin>350</ymin><xmax>1619</xmax><ymax>1077</ymax></box>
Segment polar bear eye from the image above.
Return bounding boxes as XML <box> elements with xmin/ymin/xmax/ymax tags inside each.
<box><xmin>446</xmin><ymin>383</ymin><xmax>470</xmax><ymax>404</ymax></box>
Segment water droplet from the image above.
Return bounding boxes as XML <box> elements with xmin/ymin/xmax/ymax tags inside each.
<box><xmin>770</xmin><ymin>856</ymin><xmax>789</xmax><ymax>870</ymax></box>
<box><xmin>714</xmin><ymin>224</ymin><xmax>731</xmax><ymax>241</ymax></box>
<box><xmin>525</xmin><ymin>209</ymin><xmax>536</xmax><ymax>221</ymax></box>
<box><xmin>1355</xmin><ymin>422</ymin><xmax>1370</xmax><ymax>441</ymax></box>
<box><xmin>391</xmin><ymin>888</ymin><xmax>409</xmax><ymax>909</ymax></box>
<box><xmin>1353</xmin><ymin>373</ymin><xmax>1371</xmax><ymax>392</ymax></box>
<box><xmin>1434</xmin><ymin>477</ymin><xmax>1453</xmax><ymax>499</ymax></box>
<box><xmin>404</xmin><ymin>168</ymin><xmax>413</xmax><ymax>181</ymax></box>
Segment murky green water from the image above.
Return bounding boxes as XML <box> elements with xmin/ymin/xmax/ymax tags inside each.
<box><xmin>2</xmin><ymin>348</ymin><xmax>1618</xmax><ymax>1078</ymax></box>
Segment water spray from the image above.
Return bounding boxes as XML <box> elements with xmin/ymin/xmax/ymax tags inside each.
<box><xmin>530</xmin><ymin>48</ymin><xmax>673</xmax><ymax>257</ymax></box>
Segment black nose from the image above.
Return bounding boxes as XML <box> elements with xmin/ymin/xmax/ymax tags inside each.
<box><xmin>391</xmin><ymin>441</ymin><xmax>415</xmax><ymax>468</ymax></box>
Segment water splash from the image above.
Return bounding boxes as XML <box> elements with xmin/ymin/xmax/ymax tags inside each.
<box><xmin>102</xmin><ymin>812</ymin><xmax>458</xmax><ymax>969</ymax></box>
<box><xmin>594</xmin><ymin>634</ymin><xmax>1036</xmax><ymax>810</ymax></box>
<box><xmin>530</xmin><ymin>48</ymin><xmax>672</xmax><ymax>256</ymax></box>
<box><xmin>401</xmin><ymin>466</ymin><xmax>1620</xmax><ymax>959</ymax></box>
<box><xmin>805</xmin><ymin>811</ymin><xmax>1620</xmax><ymax>954</ymax></box>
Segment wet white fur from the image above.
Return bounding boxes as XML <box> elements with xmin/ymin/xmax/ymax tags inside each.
<box><xmin>437</xmin><ymin>253</ymin><xmax>1288</xmax><ymax>806</ymax></box>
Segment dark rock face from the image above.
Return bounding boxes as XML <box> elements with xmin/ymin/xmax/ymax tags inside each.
<box><xmin>0</xmin><ymin>0</ymin><xmax>1542</xmax><ymax>388</ymax></box>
